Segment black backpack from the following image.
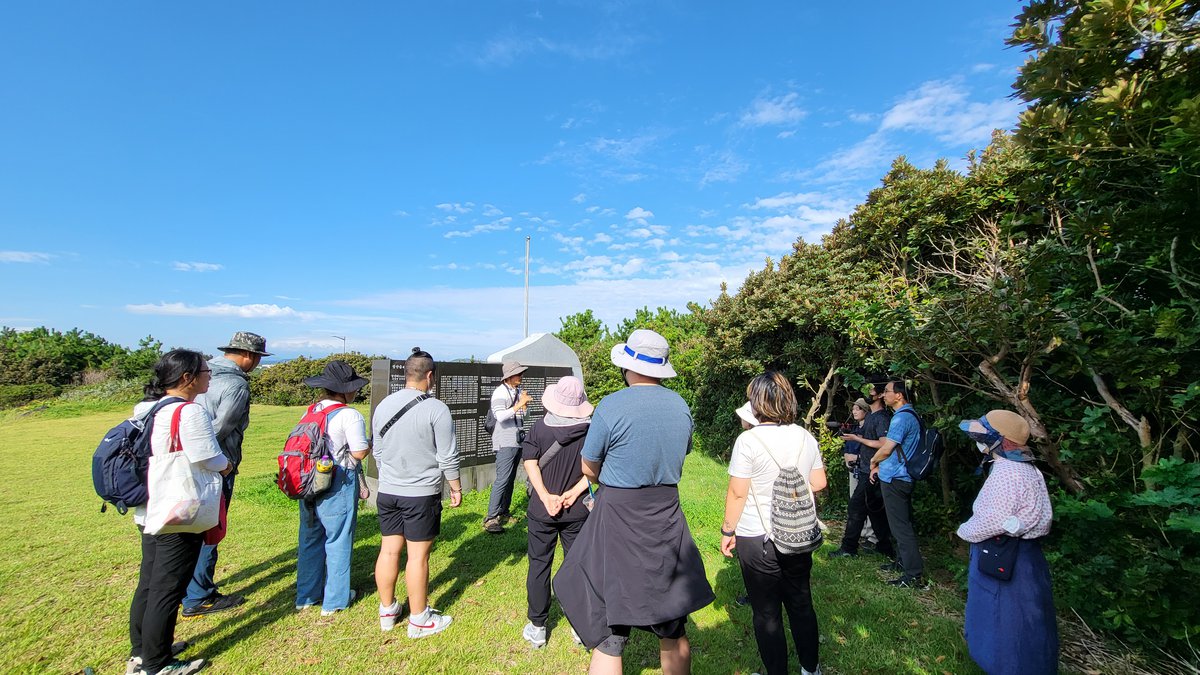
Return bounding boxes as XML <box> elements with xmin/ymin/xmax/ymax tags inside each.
<box><xmin>893</xmin><ymin>408</ymin><xmax>944</xmax><ymax>481</ymax></box>
<box><xmin>91</xmin><ymin>396</ymin><xmax>183</xmax><ymax>513</ymax></box>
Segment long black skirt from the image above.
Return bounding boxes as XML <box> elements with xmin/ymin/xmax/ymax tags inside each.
<box><xmin>553</xmin><ymin>484</ymin><xmax>715</xmax><ymax>649</ymax></box>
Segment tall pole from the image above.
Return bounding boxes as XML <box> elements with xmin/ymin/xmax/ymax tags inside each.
<box><xmin>332</xmin><ymin>334</ymin><xmax>346</xmax><ymax>356</ymax></box>
<box><xmin>523</xmin><ymin>236</ymin><xmax>530</xmax><ymax>337</ymax></box>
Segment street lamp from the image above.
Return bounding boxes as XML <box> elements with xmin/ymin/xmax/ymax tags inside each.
<box><xmin>332</xmin><ymin>335</ymin><xmax>346</xmax><ymax>356</ymax></box>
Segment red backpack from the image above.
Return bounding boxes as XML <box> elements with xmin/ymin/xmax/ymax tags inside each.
<box><xmin>276</xmin><ymin>402</ymin><xmax>345</xmax><ymax>500</ymax></box>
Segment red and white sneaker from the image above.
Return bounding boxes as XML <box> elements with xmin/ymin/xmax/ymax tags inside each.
<box><xmin>407</xmin><ymin>607</ymin><xmax>452</xmax><ymax>638</ymax></box>
<box><xmin>379</xmin><ymin>600</ymin><xmax>401</xmax><ymax>632</ymax></box>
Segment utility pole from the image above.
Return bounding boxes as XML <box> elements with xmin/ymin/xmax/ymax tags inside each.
<box><xmin>332</xmin><ymin>335</ymin><xmax>346</xmax><ymax>356</ymax></box>
<box><xmin>524</xmin><ymin>236</ymin><xmax>530</xmax><ymax>338</ymax></box>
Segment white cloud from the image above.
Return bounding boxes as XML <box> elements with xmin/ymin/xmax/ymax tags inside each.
<box><xmin>445</xmin><ymin>217</ymin><xmax>513</xmax><ymax>238</ymax></box>
<box><xmin>553</xmin><ymin>232</ymin><xmax>585</xmax><ymax>254</ymax></box>
<box><xmin>125</xmin><ymin>302</ymin><xmax>319</xmax><ymax>320</ymax></box>
<box><xmin>848</xmin><ymin>112</ymin><xmax>875</xmax><ymax>123</ymax></box>
<box><xmin>740</xmin><ymin>92</ymin><xmax>806</xmax><ymax>127</ymax></box>
<box><xmin>436</xmin><ymin>202</ymin><xmax>475</xmax><ymax>214</ymax></box>
<box><xmin>625</xmin><ymin>207</ymin><xmax>654</xmax><ymax>224</ymax></box>
<box><xmin>0</xmin><ymin>251</ymin><xmax>54</xmax><ymax>264</ymax></box>
<box><xmin>572</xmin><ymin>193</ymin><xmax>587</xmax><ymax>204</ymax></box>
<box><xmin>482</xmin><ymin>204</ymin><xmax>503</xmax><ymax>217</ymax></box>
<box><xmin>879</xmin><ymin>79</ymin><xmax>1021</xmax><ymax>145</ymax></box>
<box><xmin>172</xmin><ymin>261</ymin><xmax>223</xmax><ymax>273</ymax></box>
<box><xmin>777</xmin><ymin>130</ymin><xmax>796</xmax><ymax>139</ymax></box>
<box><xmin>700</xmin><ymin>151</ymin><xmax>748</xmax><ymax>187</ymax></box>
<box><xmin>475</xmin><ymin>33</ymin><xmax>640</xmax><ymax>68</ymax></box>
<box><xmin>392</xmin><ymin>209</ymin><xmax>410</xmax><ymax>217</ymax></box>
<box><xmin>592</xmin><ymin>232</ymin><xmax>613</xmax><ymax>244</ymax></box>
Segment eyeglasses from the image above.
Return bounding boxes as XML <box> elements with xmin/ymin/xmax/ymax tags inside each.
<box><xmin>199</xmin><ymin>368</ymin><xmax>212</xmax><ymax>374</ymax></box>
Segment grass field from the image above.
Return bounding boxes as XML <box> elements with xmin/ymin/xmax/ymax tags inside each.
<box><xmin>2</xmin><ymin>403</ymin><xmax>991</xmax><ymax>674</ymax></box>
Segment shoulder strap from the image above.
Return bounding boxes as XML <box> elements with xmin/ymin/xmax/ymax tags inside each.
<box><xmin>312</xmin><ymin>402</ymin><xmax>347</xmax><ymax>424</ymax></box>
<box><xmin>742</xmin><ymin>430</ymin><xmax>814</xmax><ymax>541</ymax></box>
<box><xmin>379</xmin><ymin>394</ymin><xmax>432</xmax><ymax>438</ymax></box>
<box><xmin>892</xmin><ymin>408</ymin><xmax>923</xmax><ymax>465</ymax></box>
<box><xmin>167</xmin><ymin>401</ymin><xmax>195</xmax><ymax>453</ymax></box>
<box><xmin>538</xmin><ymin>441</ymin><xmax>564</xmax><ymax>469</ymax></box>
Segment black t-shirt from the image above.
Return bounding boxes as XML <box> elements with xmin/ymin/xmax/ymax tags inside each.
<box><xmin>856</xmin><ymin>408</ymin><xmax>893</xmax><ymax>475</ymax></box>
<box><xmin>521</xmin><ymin>418</ymin><xmax>590</xmax><ymax>522</ymax></box>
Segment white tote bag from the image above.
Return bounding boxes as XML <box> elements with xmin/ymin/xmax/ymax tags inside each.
<box><xmin>143</xmin><ymin>403</ymin><xmax>222</xmax><ymax>535</ymax></box>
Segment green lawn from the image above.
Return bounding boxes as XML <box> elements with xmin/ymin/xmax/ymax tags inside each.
<box><xmin>2</xmin><ymin>404</ymin><xmax>986</xmax><ymax>674</ymax></box>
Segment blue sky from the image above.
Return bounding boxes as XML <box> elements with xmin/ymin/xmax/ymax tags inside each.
<box><xmin>0</xmin><ymin>2</ymin><xmax>1028</xmax><ymax>361</ymax></box>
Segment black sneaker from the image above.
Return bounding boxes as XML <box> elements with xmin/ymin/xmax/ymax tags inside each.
<box><xmin>827</xmin><ymin>548</ymin><xmax>857</xmax><ymax>559</ymax></box>
<box><xmin>887</xmin><ymin>574</ymin><xmax>928</xmax><ymax>590</ymax></box>
<box><xmin>482</xmin><ymin>517</ymin><xmax>504</xmax><ymax>534</ymax></box>
<box><xmin>878</xmin><ymin>560</ymin><xmax>903</xmax><ymax>573</ymax></box>
<box><xmin>181</xmin><ymin>593</ymin><xmax>245</xmax><ymax>618</ymax></box>
<box><xmin>734</xmin><ymin>594</ymin><xmax>750</xmax><ymax>606</ymax></box>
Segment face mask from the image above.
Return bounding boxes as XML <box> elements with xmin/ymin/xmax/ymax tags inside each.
<box><xmin>976</xmin><ymin>441</ymin><xmax>990</xmax><ymax>454</ymax></box>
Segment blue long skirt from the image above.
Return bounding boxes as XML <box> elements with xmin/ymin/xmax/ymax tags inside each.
<box><xmin>965</xmin><ymin>539</ymin><xmax>1059</xmax><ymax>674</ymax></box>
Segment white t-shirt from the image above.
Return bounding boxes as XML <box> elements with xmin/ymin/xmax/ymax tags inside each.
<box><xmin>728</xmin><ymin>424</ymin><xmax>824</xmax><ymax>538</ymax></box>
<box><xmin>312</xmin><ymin>400</ymin><xmax>370</xmax><ymax>469</ymax></box>
<box><xmin>131</xmin><ymin>399</ymin><xmax>227</xmax><ymax>526</ymax></box>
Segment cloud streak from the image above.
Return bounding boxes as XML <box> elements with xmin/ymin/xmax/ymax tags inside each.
<box><xmin>172</xmin><ymin>261</ymin><xmax>223</xmax><ymax>273</ymax></box>
<box><xmin>0</xmin><ymin>251</ymin><xmax>54</xmax><ymax>264</ymax></box>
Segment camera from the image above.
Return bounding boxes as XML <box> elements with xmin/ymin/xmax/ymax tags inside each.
<box><xmin>825</xmin><ymin>419</ymin><xmax>851</xmax><ymax>436</ymax></box>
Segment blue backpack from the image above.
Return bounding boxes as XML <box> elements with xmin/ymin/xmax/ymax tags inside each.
<box><xmin>893</xmin><ymin>408</ymin><xmax>944</xmax><ymax>481</ymax></box>
<box><xmin>91</xmin><ymin>396</ymin><xmax>183</xmax><ymax>513</ymax></box>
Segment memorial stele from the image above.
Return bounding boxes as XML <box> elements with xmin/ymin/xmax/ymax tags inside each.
<box><xmin>364</xmin><ymin>333</ymin><xmax>582</xmax><ymax>502</ymax></box>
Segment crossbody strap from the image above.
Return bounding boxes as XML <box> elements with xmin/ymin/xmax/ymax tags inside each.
<box><xmin>379</xmin><ymin>394</ymin><xmax>432</xmax><ymax>438</ymax></box>
<box><xmin>538</xmin><ymin>441</ymin><xmax>564</xmax><ymax>469</ymax></box>
<box><xmin>892</xmin><ymin>408</ymin><xmax>923</xmax><ymax>465</ymax></box>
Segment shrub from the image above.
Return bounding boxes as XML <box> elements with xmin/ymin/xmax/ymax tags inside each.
<box><xmin>0</xmin><ymin>383</ymin><xmax>59</xmax><ymax>409</ymax></box>
<box><xmin>250</xmin><ymin>353</ymin><xmax>382</xmax><ymax>406</ymax></box>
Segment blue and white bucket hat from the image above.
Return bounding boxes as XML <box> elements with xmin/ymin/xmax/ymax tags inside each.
<box><xmin>610</xmin><ymin>328</ymin><xmax>677</xmax><ymax>379</ymax></box>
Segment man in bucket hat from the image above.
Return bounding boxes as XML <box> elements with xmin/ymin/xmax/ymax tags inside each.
<box><xmin>182</xmin><ymin>331</ymin><xmax>270</xmax><ymax>618</ymax></box>
<box><xmin>554</xmin><ymin>329</ymin><xmax>714</xmax><ymax>674</ymax></box>
<box><xmin>483</xmin><ymin>360</ymin><xmax>532</xmax><ymax>534</ymax></box>
<box><xmin>295</xmin><ymin>361</ymin><xmax>371</xmax><ymax>617</ymax></box>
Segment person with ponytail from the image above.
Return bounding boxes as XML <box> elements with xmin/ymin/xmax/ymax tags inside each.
<box><xmin>126</xmin><ymin>350</ymin><xmax>229</xmax><ymax>675</ymax></box>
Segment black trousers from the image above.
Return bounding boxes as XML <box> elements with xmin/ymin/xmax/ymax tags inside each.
<box><xmin>130</xmin><ymin>528</ymin><xmax>204</xmax><ymax>673</ymax></box>
<box><xmin>840</xmin><ymin>474</ymin><xmax>896</xmax><ymax>557</ymax></box>
<box><xmin>881</xmin><ymin>479</ymin><xmax>924</xmax><ymax>577</ymax></box>
<box><xmin>526</xmin><ymin>517</ymin><xmax>584</xmax><ymax>627</ymax></box>
<box><xmin>736</xmin><ymin>535</ymin><xmax>819</xmax><ymax>675</ymax></box>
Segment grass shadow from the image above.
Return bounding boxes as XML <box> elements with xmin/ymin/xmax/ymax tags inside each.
<box><xmin>426</xmin><ymin>511</ymin><xmax>528</xmax><ymax>610</ymax></box>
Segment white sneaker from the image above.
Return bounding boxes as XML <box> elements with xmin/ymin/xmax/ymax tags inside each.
<box><xmin>321</xmin><ymin>590</ymin><xmax>356</xmax><ymax>616</ymax></box>
<box><xmin>127</xmin><ymin>642</ymin><xmax>189</xmax><ymax>673</ymax></box>
<box><xmin>522</xmin><ymin>622</ymin><xmax>547</xmax><ymax>648</ymax></box>
<box><xmin>151</xmin><ymin>658</ymin><xmax>206</xmax><ymax>675</ymax></box>
<box><xmin>379</xmin><ymin>600</ymin><xmax>401</xmax><ymax>632</ymax></box>
<box><xmin>407</xmin><ymin>607</ymin><xmax>452</xmax><ymax>638</ymax></box>
<box><xmin>571</xmin><ymin>628</ymin><xmax>582</xmax><ymax>645</ymax></box>
<box><xmin>801</xmin><ymin>667</ymin><xmax>823</xmax><ymax>675</ymax></box>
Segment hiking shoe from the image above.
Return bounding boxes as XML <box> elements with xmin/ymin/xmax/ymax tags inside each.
<box><xmin>379</xmin><ymin>600</ymin><xmax>401</xmax><ymax>632</ymax></box>
<box><xmin>482</xmin><ymin>517</ymin><xmax>504</xmax><ymax>534</ymax></box>
<box><xmin>734</xmin><ymin>594</ymin><xmax>750</xmax><ymax>606</ymax></box>
<box><xmin>321</xmin><ymin>589</ymin><xmax>356</xmax><ymax>616</ymax></box>
<box><xmin>181</xmin><ymin>593</ymin><xmax>244</xmax><ymax>618</ymax></box>
<box><xmin>522</xmin><ymin>622</ymin><xmax>547</xmax><ymax>649</ymax></box>
<box><xmin>887</xmin><ymin>574</ymin><xmax>929</xmax><ymax>590</ymax></box>
<box><xmin>878</xmin><ymin>560</ymin><xmax>903</xmax><ymax>573</ymax></box>
<box><xmin>801</xmin><ymin>667</ymin><xmax>823</xmax><ymax>675</ymax></box>
<box><xmin>827</xmin><ymin>548</ymin><xmax>857</xmax><ymax>559</ymax></box>
<box><xmin>408</xmin><ymin>607</ymin><xmax>452</xmax><ymax>638</ymax></box>
<box><xmin>127</xmin><ymin>642</ymin><xmax>189</xmax><ymax>674</ymax></box>
<box><xmin>150</xmin><ymin>658</ymin><xmax>205</xmax><ymax>675</ymax></box>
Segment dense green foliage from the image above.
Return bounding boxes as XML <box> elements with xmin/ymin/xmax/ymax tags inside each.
<box><xmin>249</xmin><ymin>352</ymin><xmax>384</xmax><ymax>405</ymax></box>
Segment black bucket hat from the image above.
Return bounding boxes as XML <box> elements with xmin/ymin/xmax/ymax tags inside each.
<box><xmin>303</xmin><ymin>360</ymin><xmax>368</xmax><ymax>393</ymax></box>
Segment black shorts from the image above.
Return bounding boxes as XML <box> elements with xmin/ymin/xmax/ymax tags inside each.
<box><xmin>596</xmin><ymin>616</ymin><xmax>688</xmax><ymax>656</ymax></box>
<box><xmin>377</xmin><ymin>493</ymin><xmax>442</xmax><ymax>541</ymax></box>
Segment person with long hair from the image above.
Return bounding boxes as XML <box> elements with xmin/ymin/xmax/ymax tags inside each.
<box><xmin>720</xmin><ymin>372</ymin><xmax>828</xmax><ymax>675</ymax></box>
<box><xmin>127</xmin><ymin>350</ymin><xmax>229</xmax><ymax>675</ymax></box>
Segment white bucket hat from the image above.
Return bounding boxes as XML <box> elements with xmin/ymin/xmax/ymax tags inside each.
<box><xmin>609</xmin><ymin>329</ymin><xmax>677</xmax><ymax>379</ymax></box>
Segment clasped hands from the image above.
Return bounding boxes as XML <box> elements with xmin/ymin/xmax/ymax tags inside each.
<box><xmin>540</xmin><ymin>490</ymin><xmax>581</xmax><ymax>516</ymax></box>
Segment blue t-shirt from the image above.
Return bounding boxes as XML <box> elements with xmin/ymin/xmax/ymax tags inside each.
<box><xmin>878</xmin><ymin>404</ymin><xmax>920</xmax><ymax>483</ymax></box>
<box><xmin>581</xmin><ymin>385</ymin><xmax>693</xmax><ymax>488</ymax></box>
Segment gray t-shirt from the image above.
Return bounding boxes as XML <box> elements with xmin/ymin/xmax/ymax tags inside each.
<box><xmin>371</xmin><ymin>388</ymin><xmax>460</xmax><ymax>497</ymax></box>
<box><xmin>581</xmin><ymin>385</ymin><xmax>693</xmax><ymax>488</ymax></box>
